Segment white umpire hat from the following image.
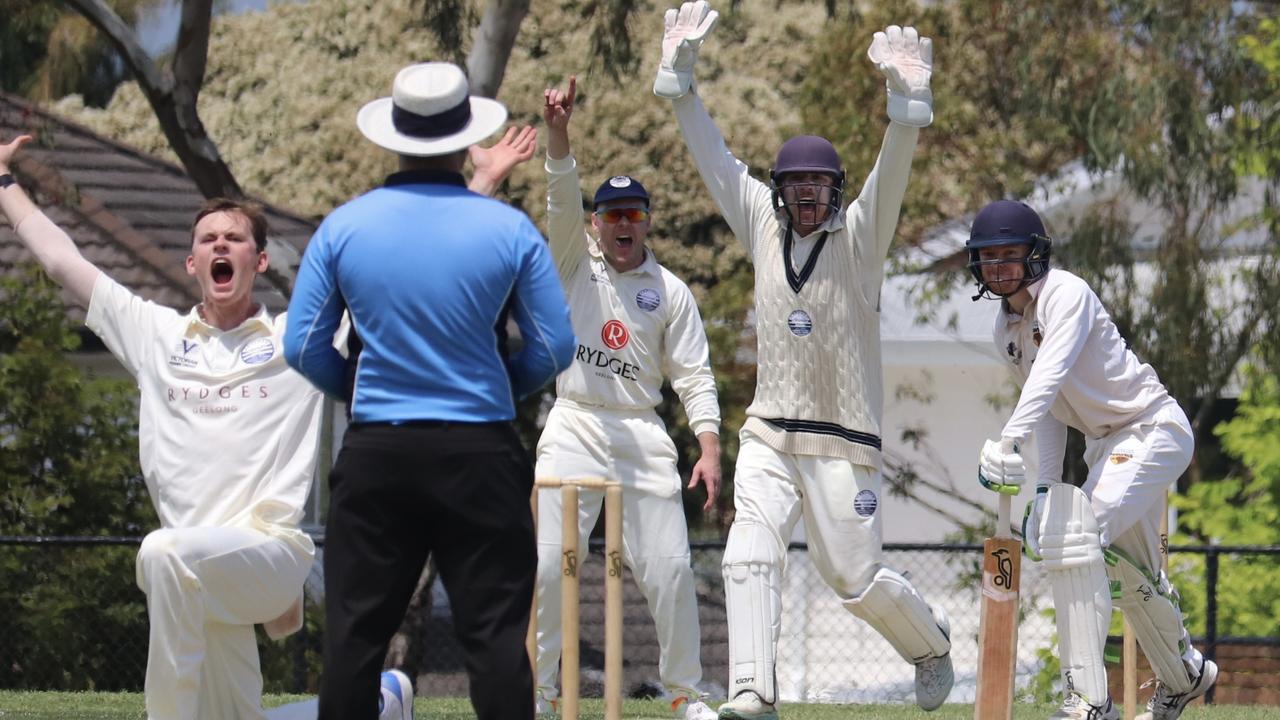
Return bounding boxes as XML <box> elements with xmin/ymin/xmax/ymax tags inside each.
<box><xmin>357</xmin><ymin>62</ymin><xmax>507</xmax><ymax>157</ymax></box>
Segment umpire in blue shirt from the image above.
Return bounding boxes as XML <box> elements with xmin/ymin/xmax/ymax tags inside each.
<box><xmin>285</xmin><ymin>62</ymin><xmax>575</xmax><ymax>720</ymax></box>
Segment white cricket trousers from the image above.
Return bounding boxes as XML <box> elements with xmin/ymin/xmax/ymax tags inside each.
<box><xmin>1081</xmin><ymin>402</ymin><xmax>1203</xmax><ymax>671</ymax></box>
<box><xmin>723</xmin><ymin>428</ymin><xmax>945</xmax><ymax>699</ymax></box>
<box><xmin>136</xmin><ymin>525</ymin><xmax>312</xmax><ymax>720</ymax></box>
<box><xmin>533</xmin><ymin>402</ymin><xmax>704</xmax><ymax>696</ymax></box>
<box><xmin>1083</xmin><ymin>402</ymin><xmax>1193</xmax><ymax>572</ymax></box>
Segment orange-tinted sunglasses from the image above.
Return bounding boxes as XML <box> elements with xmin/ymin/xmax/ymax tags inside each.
<box><xmin>597</xmin><ymin>207</ymin><xmax>650</xmax><ymax>224</ymax></box>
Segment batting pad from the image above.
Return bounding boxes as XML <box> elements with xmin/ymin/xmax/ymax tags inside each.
<box><xmin>722</xmin><ymin>522</ymin><xmax>781</xmax><ymax>703</ymax></box>
<box><xmin>844</xmin><ymin>567</ymin><xmax>950</xmax><ymax>663</ymax></box>
<box><xmin>1040</xmin><ymin>483</ymin><xmax>1111</xmax><ymax>705</ymax></box>
<box><xmin>1107</xmin><ymin>547</ymin><xmax>1196</xmax><ymax>693</ymax></box>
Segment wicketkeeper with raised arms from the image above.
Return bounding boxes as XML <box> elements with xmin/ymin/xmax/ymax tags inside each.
<box><xmin>654</xmin><ymin>3</ymin><xmax>953</xmax><ymax>716</ymax></box>
<box><xmin>968</xmin><ymin>199</ymin><xmax>1217</xmax><ymax>720</ymax></box>
<box><xmin>529</xmin><ymin>75</ymin><xmax>722</xmax><ymax>719</ymax></box>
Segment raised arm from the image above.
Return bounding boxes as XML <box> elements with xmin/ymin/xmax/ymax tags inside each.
<box><xmin>542</xmin><ymin>76</ymin><xmax>592</xmax><ymax>280</ymax></box>
<box><xmin>655</xmin><ymin>2</ymin><xmax>773</xmax><ymax>255</ymax></box>
<box><xmin>848</xmin><ymin>26</ymin><xmax>934</xmax><ymax>301</ymax></box>
<box><xmin>0</xmin><ymin>136</ymin><xmax>101</xmax><ymax>307</ymax></box>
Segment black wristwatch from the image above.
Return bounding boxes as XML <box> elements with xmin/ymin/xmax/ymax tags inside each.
<box><xmin>0</xmin><ymin>174</ymin><xmax>15</xmax><ymax>189</ymax></box>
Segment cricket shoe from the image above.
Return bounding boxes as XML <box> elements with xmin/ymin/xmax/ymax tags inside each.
<box><xmin>379</xmin><ymin>669</ymin><xmax>413</xmax><ymax>720</ymax></box>
<box><xmin>1049</xmin><ymin>693</ymin><xmax>1119</xmax><ymax>720</ymax></box>
<box><xmin>535</xmin><ymin>687</ymin><xmax>558</xmax><ymax>717</ymax></box>
<box><xmin>1135</xmin><ymin>658</ymin><xmax>1218</xmax><ymax>720</ymax></box>
<box><xmin>670</xmin><ymin>693</ymin><xmax>718</xmax><ymax>720</ymax></box>
<box><xmin>914</xmin><ymin>606</ymin><xmax>954</xmax><ymax>711</ymax></box>
<box><xmin>717</xmin><ymin>690</ymin><xmax>778</xmax><ymax>720</ymax></box>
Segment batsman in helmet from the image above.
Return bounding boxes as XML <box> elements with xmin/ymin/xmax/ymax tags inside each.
<box><xmin>654</xmin><ymin>3</ymin><xmax>953</xmax><ymax>716</ymax></box>
<box><xmin>967</xmin><ymin>200</ymin><xmax>1217</xmax><ymax>720</ymax></box>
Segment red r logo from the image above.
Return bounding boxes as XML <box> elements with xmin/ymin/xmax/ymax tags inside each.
<box><xmin>602</xmin><ymin>320</ymin><xmax>629</xmax><ymax>350</ymax></box>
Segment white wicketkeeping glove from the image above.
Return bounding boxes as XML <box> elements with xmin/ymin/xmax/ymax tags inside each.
<box><xmin>653</xmin><ymin>1</ymin><xmax>720</xmax><ymax>99</ymax></box>
<box><xmin>866</xmin><ymin>25</ymin><xmax>934</xmax><ymax>127</ymax></box>
<box><xmin>1021</xmin><ymin>484</ymin><xmax>1049</xmax><ymax>561</ymax></box>
<box><xmin>978</xmin><ymin>437</ymin><xmax>1025</xmax><ymax>495</ymax></box>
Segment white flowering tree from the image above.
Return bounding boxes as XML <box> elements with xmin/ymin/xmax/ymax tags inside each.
<box><xmin>60</xmin><ymin>0</ymin><xmax>532</xmax><ymax>198</ymax></box>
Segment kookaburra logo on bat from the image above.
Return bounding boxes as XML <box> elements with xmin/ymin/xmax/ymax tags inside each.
<box><xmin>992</xmin><ymin>548</ymin><xmax>1014</xmax><ymax>589</ymax></box>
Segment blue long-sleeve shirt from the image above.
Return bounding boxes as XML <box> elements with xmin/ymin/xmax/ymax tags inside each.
<box><xmin>284</xmin><ymin>170</ymin><xmax>575</xmax><ymax>423</ymax></box>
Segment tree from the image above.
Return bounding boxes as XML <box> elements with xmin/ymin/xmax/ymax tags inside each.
<box><xmin>0</xmin><ymin>0</ymin><xmax>159</xmax><ymax>107</ymax></box>
<box><xmin>51</xmin><ymin>0</ymin><xmax>533</xmax><ymax>201</ymax></box>
<box><xmin>0</xmin><ymin>266</ymin><xmax>153</xmax><ymax>690</ymax></box>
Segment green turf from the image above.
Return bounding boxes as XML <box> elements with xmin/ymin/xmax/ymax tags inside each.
<box><xmin>0</xmin><ymin>692</ymin><xmax>1274</xmax><ymax>719</ymax></box>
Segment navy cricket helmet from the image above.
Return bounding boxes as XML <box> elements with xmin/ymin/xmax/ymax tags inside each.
<box><xmin>769</xmin><ymin>135</ymin><xmax>845</xmax><ymax>220</ymax></box>
<box><xmin>965</xmin><ymin>200</ymin><xmax>1053</xmax><ymax>300</ymax></box>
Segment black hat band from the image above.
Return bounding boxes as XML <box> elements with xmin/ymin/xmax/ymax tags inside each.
<box><xmin>392</xmin><ymin>100</ymin><xmax>472</xmax><ymax>139</ymax></box>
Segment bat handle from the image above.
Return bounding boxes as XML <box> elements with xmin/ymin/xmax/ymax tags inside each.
<box><xmin>996</xmin><ymin>493</ymin><xmax>1012</xmax><ymax>539</ymax></box>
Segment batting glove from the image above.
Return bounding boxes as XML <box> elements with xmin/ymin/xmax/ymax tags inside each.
<box><xmin>866</xmin><ymin>25</ymin><xmax>934</xmax><ymax>127</ymax></box>
<box><xmin>978</xmin><ymin>437</ymin><xmax>1025</xmax><ymax>495</ymax></box>
<box><xmin>1021</xmin><ymin>484</ymin><xmax>1049</xmax><ymax>561</ymax></box>
<box><xmin>653</xmin><ymin>1</ymin><xmax>719</xmax><ymax>99</ymax></box>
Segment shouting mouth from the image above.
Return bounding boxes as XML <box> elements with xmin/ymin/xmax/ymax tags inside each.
<box><xmin>211</xmin><ymin>258</ymin><xmax>235</xmax><ymax>288</ymax></box>
<box><xmin>615</xmin><ymin>234</ymin><xmax>634</xmax><ymax>252</ymax></box>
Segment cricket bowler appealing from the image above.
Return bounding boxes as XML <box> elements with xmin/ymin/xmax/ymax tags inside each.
<box><xmin>654</xmin><ymin>3</ymin><xmax>953</xmax><ymax>716</ymax></box>
<box><xmin>533</xmin><ymin>76</ymin><xmax>722</xmax><ymax>720</ymax></box>
<box><xmin>0</xmin><ymin>134</ymin><xmax>327</xmax><ymax>720</ymax></box>
<box><xmin>968</xmin><ymin>200</ymin><xmax>1217</xmax><ymax>720</ymax></box>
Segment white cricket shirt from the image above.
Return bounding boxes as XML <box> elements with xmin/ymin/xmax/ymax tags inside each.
<box><xmin>994</xmin><ymin>268</ymin><xmax>1178</xmax><ymax>481</ymax></box>
<box><xmin>544</xmin><ymin>154</ymin><xmax>720</xmax><ymax>436</ymax></box>
<box><xmin>86</xmin><ymin>275</ymin><xmax>324</xmax><ymax>550</ymax></box>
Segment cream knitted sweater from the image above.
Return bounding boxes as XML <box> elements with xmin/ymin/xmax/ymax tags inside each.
<box><xmin>674</xmin><ymin>92</ymin><xmax>920</xmax><ymax>467</ymax></box>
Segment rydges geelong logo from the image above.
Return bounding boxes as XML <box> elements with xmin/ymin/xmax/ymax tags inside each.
<box><xmin>602</xmin><ymin>320</ymin><xmax>629</xmax><ymax>350</ymax></box>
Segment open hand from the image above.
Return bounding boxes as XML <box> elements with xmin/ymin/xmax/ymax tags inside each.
<box><xmin>0</xmin><ymin>135</ymin><xmax>33</xmax><ymax>172</ymax></box>
<box><xmin>468</xmin><ymin>126</ymin><xmax>537</xmax><ymax>196</ymax></box>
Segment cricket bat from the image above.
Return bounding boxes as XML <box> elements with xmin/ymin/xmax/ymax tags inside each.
<box><xmin>974</xmin><ymin>493</ymin><xmax>1021</xmax><ymax>720</ymax></box>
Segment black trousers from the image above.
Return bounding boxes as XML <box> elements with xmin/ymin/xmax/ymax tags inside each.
<box><xmin>317</xmin><ymin>421</ymin><xmax>536</xmax><ymax>720</ymax></box>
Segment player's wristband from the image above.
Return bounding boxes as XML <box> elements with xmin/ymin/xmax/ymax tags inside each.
<box><xmin>0</xmin><ymin>174</ymin><xmax>16</xmax><ymax>190</ymax></box>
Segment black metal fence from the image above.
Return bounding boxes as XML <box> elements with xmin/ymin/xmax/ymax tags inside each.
<box><xmin>1</xmin><ymin>535</ymin><xmax>1276</xmax><ymax>705</ymax></box>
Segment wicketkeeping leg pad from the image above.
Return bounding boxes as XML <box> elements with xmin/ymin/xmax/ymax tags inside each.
<box><xmin>843</xmin><ymin>567</ymin><xmax>951</xmax><ymax>663</ymax></box>
<box><xmin>722</xmin><ymin>521</ymin><xmax>782</xmax><ymax>703</ymax></box>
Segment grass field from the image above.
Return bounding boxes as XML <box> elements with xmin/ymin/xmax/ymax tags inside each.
<box><xmin>0</xmin><ymin>693</ymin><xmax>1276</xmax><ymax>719</ymax></box>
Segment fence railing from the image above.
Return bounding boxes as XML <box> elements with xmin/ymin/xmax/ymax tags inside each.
<box><xmin>1</xmin><ymin>535</ymin><xmax>1276</xmax><ymax>704</ymax></box>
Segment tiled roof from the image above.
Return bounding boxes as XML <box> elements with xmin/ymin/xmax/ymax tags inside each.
<box><xmin>0</xmin><ymin>92</ymin><xmax>316</xmax><ymax>318</ymax></box>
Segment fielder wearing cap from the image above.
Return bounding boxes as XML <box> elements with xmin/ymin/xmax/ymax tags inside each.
<box><xmin>522</xmin><ymin>76</ymin><xmax>720</xmax><ymax>719</ymax></box>
<box><xmin>654</xmin><ymin>3</ymin><xmax>953</xmax><ymax>716</ymax></box>
<box><xmin>967</xmin><ymin>200</ymin><xmax>1216</xmax><ymax>720</ymax></box>
<box><xmin>284</xmin><ymin>61</ymin><xmax>574</xmax><ymax>720</ymax></box>
<box><xmin>0</xmin><ymin>137</ymin><xmax>327</xmax><ymax>718</ymax></box>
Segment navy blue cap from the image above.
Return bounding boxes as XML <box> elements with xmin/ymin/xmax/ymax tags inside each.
<box><xmin>593</xmin><ymin>175</ymin><xmax>650</xmax><ymax>208</ymax></box>
<box><xmin>967</xmin><ymin>200</ymin><xmax>1046</xmax><ymax>248</ymax></box>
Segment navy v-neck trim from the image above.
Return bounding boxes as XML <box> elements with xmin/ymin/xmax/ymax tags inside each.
<box><xmin>783</xmin><ymin>222</ymin><xmax>829</xmax><ymax>294</ymax></box>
